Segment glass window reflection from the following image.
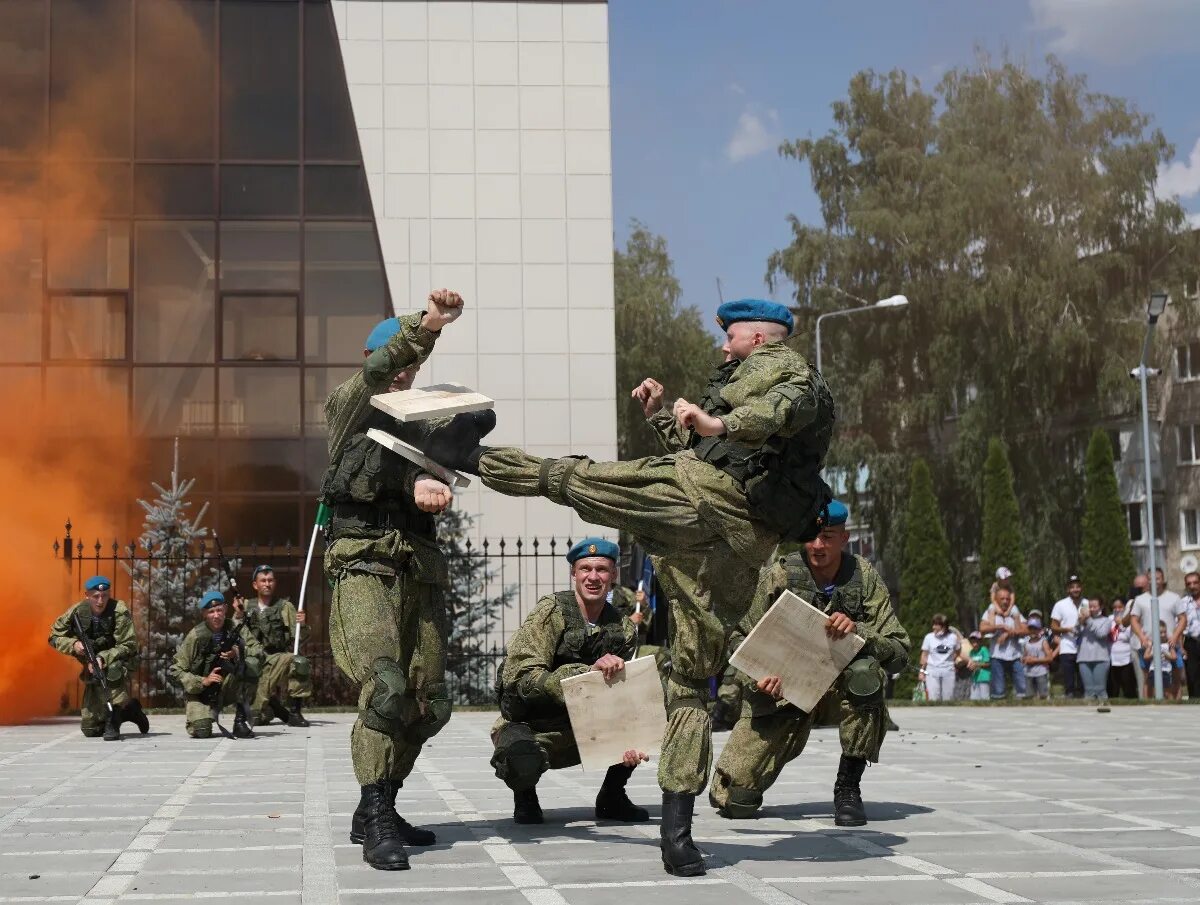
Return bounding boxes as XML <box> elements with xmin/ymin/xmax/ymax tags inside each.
<box><xmin>220</xmin><ymin>165</ymin><xmax>300</xmax><ymax>218</ymax></box>
<box><xmin>218</xmin><ymin>496</ymin><xmax>301</xmax><ymax>547</ymax></box>
<box><xmin>219</xmin><ymin>222</ymin><xmax>300</xmax><ymax>291</ymax></box>
<box><xmin>303</xmin><ymin>366</ymin><xmax>358</xmax><ymax>435</ymax></box>
<box><xmin>218</xmin><ymin>367</ymin><xmax>301</xmax><ymax>437</ymax></box>
<box><xmin>220</xmin><ymin>1</ymin><xmax>300</xmax><ymax>161</ymax></box>
<box><xmin>50</xmin><ymin>0</ymin><xmax>131</xmax><ymax>158</ymax></box>
<box><xmin>0</xmin><ymin>2</ymin><xmax>46</xmax><ymax>156</ymax></box>
<box><xmin>49</xmin><ymin>294</ymin><xmax>127</xmax><ymax>360</ymax></box>
<box><xmin>221</xmin><ymin>295</ymin><xmax>298</xmax><ymax>361</ymax></box>
<box><xmin>134</xmin><ymin>222</ymin><xmax>215</xmax><ymax>362</ymax></box>
<box><xmin>221</xmin><ymin>439</ymin><xmax>303</xmax><ymax>493</ymax></box>
<box><xmin>304</xmin><ymin>223</ymin><xmax>387</xmax><ymax>363</ymax></box>
<box><xmin>135</xmin><ymin>0</ymin><xmax>215</xmax><ymax>159</ymax></box>
<box><xmin>46</xmin><ymin>366</ymin><xmax>130</xmax><ymax>437</ymax></box>
<box><xmin>133</xmin><ymin>367</ymin><xmax>216</xmax><ymax>437</ymax></box>
<box><xmin>0</xmin><ymin>220</ymin><xmax>43</xmax><ymax>362</ymax></box>
<box><xmin>47</xmin><ymin>221</ymin><xmax>130</xmax><ymax>290</ymax></box>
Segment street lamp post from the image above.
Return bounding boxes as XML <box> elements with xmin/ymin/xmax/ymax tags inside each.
<box><xmin>814</xmin><ymin>295</ymin><xmax>909</xmax><ymax>373</ymax></box>
<box><xmin>1135</xmin><ymin>290</ymin><xmax>1169</xmax><ymax>701</ymax></box>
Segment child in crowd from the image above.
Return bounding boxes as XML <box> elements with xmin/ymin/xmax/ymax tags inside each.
<box><xmin>967</xmin><ymin>631</ymin><xmax>991</xmax><ymax>701</ymax></box>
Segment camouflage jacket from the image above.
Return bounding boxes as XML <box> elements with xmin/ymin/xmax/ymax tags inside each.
<box><xmin>609</xmin><ymin>585</ymin><xmax>652</xmax><ymax>642</ymax></box>
<box><xmin>645</xmin><ymin>342</ymin><xmax>836</xmax><ymax>561</ymax></box>
<box><xmin>171</xmin><ymin>620</ymin><xmax>265</xmax><ymax>697</ymax></box>
<box><xmin>239</xmin><ymin>597</ymin><xmax>304</xmax><ymax>654</ymax></box>
<box><xmin>738</xmin><ymin>552</ymin><xmax>911</xmax><ymax>709</ymax></box>
<box><xmin>49</xmin><ymin>599</ymin><xmax>138</xmax><ymax>667</ymax></box>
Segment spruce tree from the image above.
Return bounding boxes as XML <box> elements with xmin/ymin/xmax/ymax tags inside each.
<box><xmin>980</xmin><ymin>438</ymin><xmax>1030</xmax><ymax>609</ymax></box>
<box><xmin>123</xmin><ymin>439</ymin><xmax>235</xmax><ymax>697</ymax></box>
<box><xmin>437</xmin><ymin>505</ymin><xmax>514</xmax><ymax>703</ymax></box>
<box><xmin>1081</xmin><ymin>429</ymin><xmax>1136</xmax><ymax>602</ymax></box>
<box><xmin>899</xmin><ymin>458</ymin><xmax>956</xmax><ymax>653</ymax></box>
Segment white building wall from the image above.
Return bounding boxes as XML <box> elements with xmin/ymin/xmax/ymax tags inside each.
<box><xmin>330</xmin><ymin>0</ymin><xmax>617</xmax><ymax>541</ymax></box>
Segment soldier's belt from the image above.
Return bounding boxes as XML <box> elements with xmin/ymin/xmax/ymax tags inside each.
<box><xmin>328</xmin><ymin>503</ymin><xmax>435</xmax><ymax>537</ymax></box>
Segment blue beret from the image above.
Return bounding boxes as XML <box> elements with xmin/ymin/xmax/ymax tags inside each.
<box><xmin>252</xmin><ymin>564</ymin><xmax>274</xmax><ymax>578</ymax></box>
<box><xmin>200</xmin><ymin>590</ymin><xmax>226</xmax><ymax>610</ymax></box>
<box><xmin>84</xmin><ymin>575</ymin><xmax>111</xmax><ymax>592</ymax></box>
<box><xmin>824</xmin><ymin>500</ymin><xmax>849</xmax><ymax>527</ymax></box>
<box><xmin>566</xmin><ymin>537</ymin><xmax>620</xmax><ymax>564</ymax></box>
<box><xmin>365</xmin><ymin>317</ymin><xmax>401</xmax><ymax>352</ymax></box>
<box><xmin>715</xmin><ymin>299</ymin><xmax>794</xmax><ymax>334</ymax></box>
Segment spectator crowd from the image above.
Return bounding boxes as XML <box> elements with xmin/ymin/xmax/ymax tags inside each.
<box><xmin>916</xmin><ymin>565</ymin><xmax>1200</xmax><ymax>703</ymax></box>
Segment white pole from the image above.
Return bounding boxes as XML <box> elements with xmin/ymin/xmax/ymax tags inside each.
<box><xmin>293</xmin><ymin>518</ymin><xmax>323</xmax><ymax>656</ymax></box>
<box><xmin>1136</xmin><ymin>324</ymin><xmax>1164</xmax><ymax>700</ymax></box>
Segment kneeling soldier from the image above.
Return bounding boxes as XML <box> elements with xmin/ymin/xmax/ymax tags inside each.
<box><xmin>49</xmin><ymin>575</ymin><xmax>149</xmax><ymax>740</ymax></box>
<box><xmin>492</xmin><ymin>537</ymin><xmax>650</xmax><ymax>824</ymax></box>
<box><xmin>234</xmin><ymin>565</ymin><xmax>312</xmax><ymax>727</ymax></box>
<box><xmin>709</xmin><ymin>500</ymin><xmax>910</xmax><ymax>825</ymax></box>
<box><xmin>172</xmin><ymin>591</ymin><xmax>264</xmax><ymax>738</ymax></box>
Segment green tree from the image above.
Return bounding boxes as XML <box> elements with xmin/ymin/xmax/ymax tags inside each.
<box><xmin>767</xmin><ymin>55</ymin><xmax>1194</xmax><ymax>603</ymax></box>
<box><xmin>1081</xmin><ymin>429</ymin><xmax>1136</xmax><ymax>602</ymax></box>
<box><xmin>899</xmin><ymin>458</ymin><xmax>957</xmax><ymax>655</ymax></box>
<box><xmin>980</xmin><ymin>438</ymin><xmax>1030</xmax><ymax>607</ymax></box>
<box><xmin>614</xmin><ymin>221</ymin><xmax>720</xmax><ymax>459</ymax></box>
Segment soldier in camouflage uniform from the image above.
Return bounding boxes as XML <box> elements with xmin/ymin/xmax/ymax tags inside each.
<box><xmin>320</xmin><ymin>290</ymin><xmax>493</xmax><ymax>872</ymax></box>
<box><xmin>233</xmin><ymin>564</ymin><xmax>312</xmax><ymax>728</ymax></box>
<box><xmin>423</xmin><ymin>299</ymin><xmax>836</xmax><ymax>877</ymax></box>
<box><xmin>172</xmin><ymin>591</ymin><xmax>264</xmax><ymax>739</ymax></box>
<box><xmin>48</xmin><ymin>575</ymin><xmax>149</xmax><ymax>740</ymax></box>
<box><xmin>492</xmin><ymin>538</ymin><xmax>652</xmax><ymax>824</ymax></box>
<box><xmin>709</xmin><ymin>501</ymin><xmax>910</xmax><ymax>826</ymax></box>
<box><xmin>609</xmin><ymin>583</ymin><xmax>653</xmax><ymax>648</ymax></box>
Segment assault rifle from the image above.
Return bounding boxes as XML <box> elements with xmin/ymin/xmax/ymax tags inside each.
<box><xmin>212</xmin><ymin>533</ymin><xmax>241</xmax><ymax>605</ymax></box>
<box><xmin>70</xmin><ymin>609</ymin><xmax>117</xmax><ymax>723</ymax></box>
<box><xmin>200</xmin><ymin>619</ymin><xmax>246</xmax><ymax>737</ymax></box>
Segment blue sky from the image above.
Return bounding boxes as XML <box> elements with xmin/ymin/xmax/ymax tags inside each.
<box><xmin>608</xmin><ymin>0</ymin><xmax>1200</xmax><ymax>335</ymax></box>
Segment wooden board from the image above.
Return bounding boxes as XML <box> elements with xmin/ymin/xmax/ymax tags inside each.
<box><xmin>366</xmin><ymin>428</ymin><xmax>472</xmax><ymax>489</ymax></box>
<box><xmin>370</xmin><ymin>383</ymin><xmax>494</xmax><ymax>423</ymax></box>
<box><xmin>561</xmin><ymin>656</ymin><xmax>666</xmax><ymax>772</ymax></box>
<box><xmin>729</xmin><ymin>590</ymin><xmax>865</xmax><ymax>712</ymax></box>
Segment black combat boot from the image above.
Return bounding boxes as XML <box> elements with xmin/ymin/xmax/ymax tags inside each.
<box><xmin>595</xmin><ymin>764</ymin><xmax>649</xmax><ymax>822</ymax></box>
<box><xmin>232</xmin><ymin>707</ymin><xmax>255</xmax><ymax>739</ymax></box>
<box><xmin>359</xmin><ymin>782</ymin><xmax>410</xmax><ymax>870</ymax></box>
<box><xmin>102</xmin><ymin>713</ymin><xmax>121</xmax><ymax>742</ymax></box>
<box><xmin>513</xmin><ymin>788</ymin><xmax>544</xmax><ymax>824</ymax></box>
<box><xmin>420</xmin><ymin>410</ymin><xmax>496</xmax><ymax>475</ymax></box>
<box><xmin>122</xmin><ymin>699</ymin><xmax>150</xmax><ymax>735</ymax></box>
<box><xmin>833</xmin><ymin>755</ymin><xmax>867</xmax><ymax>827</ymax></box>
<box><xmin>287</xmin><ymin>697</ymin><xmax>310</xmax><ymax>728</ymax></box>
<box><xmin>350</xmin><ymin>781</ymin><xmax>436</xmax><ymax>846</ymax></box>
<box><xmin>266</xmin><ymin>697</ymin><xmax>291</xmax><ymax>725</ymax></box>
<box><xmin>660</xmin><ymin>792</ymin><xmax>705</xmax><ymax>876</ymax></box>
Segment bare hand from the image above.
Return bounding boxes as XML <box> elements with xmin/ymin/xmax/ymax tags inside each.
<box><xmin>232</xmin><ymin>596</ymin><xmax>246</xmax><ymax>617</ymax></box>
<box><xmin>757</xmin><ymin>675</ymin><xmax>783</xmax><ymax>700</ymax></box>
<box><xmin>220</xmin><ymin>646</ymin><xmax>240</xmax><ymax>662</ymax></box>
<box><xmin>622</xmin><ymin>749</ymin><xmax>649</xmax><ymax>768</ymax></box>
<box><xmin>425</xmin><ymin>288</ymin><xmax>464</xmax><ymax>331</ymax></box>
<box><xmin>72</xmin><ymin>640</ymin><xmax>86</xmax><ymax>657</ymax></box>
<box><xmin>826</xmin><ymin>613</ymin><xmax>856</xmax><ymax>639</ymax></box>
<box><xmin>673</xmin><ymin>399</ymin><xmax>726</xmax><ymax>437</ymax></box>
<box><xmin>591</xmin><ymin>653</ymin><xmax>625</xmax><ymax>681</ymax></box>
<box><xmin>202</xmin><ymin>669</ymin><xmax>223</xmax><ymax>687</ymax></box>
<box><xmin>296</xmin><ymin>612</ymin><xmax>306</xmax><ymax>625</ymax></box>
<box><xmin>630</xmin><ymin>611</ymin><xmax>644</xmax><ymax>624</ymax></box>
<box><xmin>631</xmin><ymin>378</ymin><xmax>665</xmax><ymax>417</ymax></box>
<box><xmin>414</xmin><ymin>475</ymin><xmax>453</xmax><ymax>512</ymax></box>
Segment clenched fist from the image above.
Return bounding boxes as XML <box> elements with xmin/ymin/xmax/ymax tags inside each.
<box><xmin>425</xmin><ymin>288</ymin><xmax>464</xmax><ymax>332</ymax></box>
<box><xmin>414</xmin><ymin>474</ymin><xmax>453</xmax><ymax>512</ymax></box>
<box><xmin>673</xmin><ymin>398</ymin><xmax>726</xmax><ymax>437</ymax></box>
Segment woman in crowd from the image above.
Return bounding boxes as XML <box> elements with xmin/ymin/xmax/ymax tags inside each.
<box><xmin>1077</xmin><ymin>597</ymin><xmax>1114</xmax><ymax>702</ymax></box>
<box><xmin>919</xmin><ymin>613</ymin><xmax>960</xmax><ymax>701</ymax></box>
<box><xmin>1108</xmin><ymin>596</ymin><xmax>1138</xmax><ymax>699</ymax></box>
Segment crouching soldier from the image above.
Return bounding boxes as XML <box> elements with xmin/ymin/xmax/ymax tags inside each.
<box><xmin>709</xmin><ymin>500</ymin><xmax>910</xmax><ymax>826</ymax></box>
<box><xmin>172</xmin><ymin>591</ymin><xmax>264</xmax><ymax>738</ymax></box>
<box><xmin>234</xmin><ymin>565</ymin><xmax>313</xmax><ymax>727</ymax></box>
<box><xmin>49</xmin><ymin>575</ymin><xmax>150</xmax><ymax>740</ymax></box>
<box><xmin>491</xmin><ymin>538</ymin><xmax>651</xmax><ymax>824</ymax></box>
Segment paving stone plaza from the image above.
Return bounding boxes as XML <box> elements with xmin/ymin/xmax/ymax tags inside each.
<box><xmin>2</xmin><ymin>707</ymin><xmax>1198</xmax><ymax>905</ymax></box>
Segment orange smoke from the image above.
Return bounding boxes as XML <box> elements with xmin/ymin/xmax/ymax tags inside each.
<box><xmin>0</xmin><ymin>1</ymin><xmax>207</xmax><ymax>724</ymax></box>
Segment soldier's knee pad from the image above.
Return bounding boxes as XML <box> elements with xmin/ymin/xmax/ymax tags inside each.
<box><xmin>81</xmin><ymin>724</ymin><xmax>104</xmax><ymax>738</ymax></box>
<box><xmin>188</xmin><ymin>722</ymin><xmax>213</xmax><ymax>739</ymax></box>
<box><xmin>491</xmin><ymin>723</ymin><xmax>548</xmax><ymax>791</ymax></box>
<box><xmin>406</xmin><ymin>683</ymin><xmax>452</xmax><ymax>743</ymax></box>
<box><xmin>843</xmin><ymin>657</ymin><xmax>884</xmax><ymax>706</ymax></box>
<box><xmin>723</xmin><ymin>785</ymin><xmax>764</xmax><ymax>818</ymax></box>
<box><xmin>362</xmin><ymin>657</ymin><xmax>408</xmax><ymax>734</ymax></box>
<box><xmin>290</xmin><ymin>655</ymin><xmax>312</xmax><ymax>680</ymax></box>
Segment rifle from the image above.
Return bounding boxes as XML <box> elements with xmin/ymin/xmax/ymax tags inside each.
<box><xmin>70</xmin><ymin>609</ymin><xmax>116</xmax><ymax>721</ymax></box>
<box><xmin>212</xmin><ymin>533</ymin><xmax>241</xmax><ymax>606</ymax></box>
<box><xmin>199</xmin><ymin>619</ymin><xmax>246</xmax><ymax>737</ymax></box>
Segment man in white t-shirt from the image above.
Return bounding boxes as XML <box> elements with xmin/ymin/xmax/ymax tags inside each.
<box><xmin>1131</xmin><ymin>567</ymin><xmax>1186</xmax><ymax>699</ymax></box>
<box><xmin>1050</xmin><ymin>574</ymin><xmax>1084</xmax><ymax>699</ymax></box>
<box><xmin>981</xmin><ymin>587</ymin><xmax>1027</xmax><ymax>699</ymax></box>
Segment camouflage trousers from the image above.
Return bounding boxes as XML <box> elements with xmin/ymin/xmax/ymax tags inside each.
<box><xmin>479</xmin><ymin>447</ymin><xmax>762</xmax><ymax>794</ymax></box>
<box><xmin>710</xmin><ymin>666</ymin><xmax>891</xmax><ymax>816</ymax></box>
<box><xmin>183</xmin><ymin>673</ymin><xmax>255</xmax><ymax>737</ymax></box>
<box><xmin>253</xmin><ymin>652</ymin><xmax>314</xmax><ymax>719</ymax></box>
<box><xmin>489</xmin><ymin>716</ymin><xmax>581</xmax><ymax>790</ymax></box>
<box><xmin>327</xmin><ymin>549</ymin><xmax>449</xmax><ymax>786</ymax></box>
<box><xmin>80</xmin><ymin>664</ymin><xmax>131</xmax><ymax>736</ymax></box>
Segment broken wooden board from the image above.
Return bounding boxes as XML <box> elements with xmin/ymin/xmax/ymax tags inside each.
<box><xmin>729</xmin><ymin>589</ymin><xmax>865</xmax><ymax>712</ymax></box>
<box><xmin>366</xmin><ymin>428</ymin><xmax>472</xmax><ymax>489</ymax></box>
<box><xmin>370</xmin><ymin>383</ymin><xmax>494</xmax><ymax>423</ymax></box>
<box><xmin>561</xmin><ymin>655</ymin><xmax>666</xmax><ymax>772</ymax></box>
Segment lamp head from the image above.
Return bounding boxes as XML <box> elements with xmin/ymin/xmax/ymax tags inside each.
<box><xmin>1148</xmin><ymin>291</ymin><xmax>1169</xmax><ymax>323</ymax></box>
<box><xmin>875</xmin><ymin>294</ymin><xmax>909</xmax><ymax>308</ymax></box>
